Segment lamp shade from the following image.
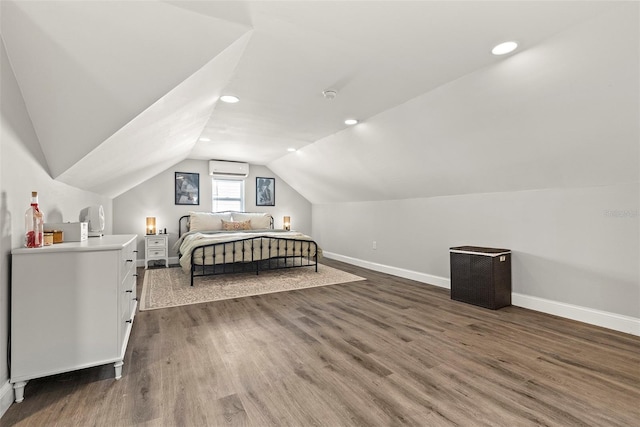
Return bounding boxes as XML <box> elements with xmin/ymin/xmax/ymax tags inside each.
<box><xmin>146</xmin><ymin>217</ymin><xmax>157</xmax><ymax>235</ymax></box>
<box><xmin>283</xmin><ymin>216</ymin><xmax>291</xmax><ymax>231</ymax></box>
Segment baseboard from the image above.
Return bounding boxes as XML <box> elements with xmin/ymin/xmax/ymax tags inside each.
<box><xmin>0</xmin><ymin>381</ymin><xmax>14</xmax><ymax>418</ymax></box>
<box><xmin>512</xmin><ymin>293</ymin><xmax>640</xmax><ymax>337</ymax></box>
<box><xmin>322</xmin><ymin>251</ymin><xmax>451</xmax><ymax>289</ymax></box>
<box><xmin>323</xmin><ymin>251</ymin><xmax>640</xmax><ymax>337</ymax></box>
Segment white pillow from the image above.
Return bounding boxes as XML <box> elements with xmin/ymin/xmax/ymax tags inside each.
<box><xmin>231</xmin><ymin>212</ymin><xmax>272</xmax><ymax>229</ymax></box>
<box><xmin>189</xmin><ymin>212</ymin><xmax>232</xmax><ymax>231</ymax></box>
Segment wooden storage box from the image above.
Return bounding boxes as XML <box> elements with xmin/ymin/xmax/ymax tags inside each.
<box><xmin>450</xmin><ymin>246</ymin><xmax>512</xmax><ymax>310</ymax></box>
<box><xmin>51</xmin><ymin>230</ymin><xmax>63</xmax><ymax>243</ymax></box>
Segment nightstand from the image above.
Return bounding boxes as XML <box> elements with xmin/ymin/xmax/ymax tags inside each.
<box><xmin>145</xmin><ymin>234</ymin><xmax>169</xmax><ymax>268</ymax></box>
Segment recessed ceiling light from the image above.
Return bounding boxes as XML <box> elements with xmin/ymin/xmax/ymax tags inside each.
<box><xmin>344</xmin><ymin>119</ymin><xmax>358</xmax><ymax>125</ymax></box>
<box><xmin>220</xmin><ymin>95</ymin><xmax>240</xmax><ymax>103</ymax></box>
<box><xmin>287</xmin><ymin>148</ymin><xmax>296</xmax><ymax>152</ymax></box>
<box><xmin>491</xmin><ymin>41</ymin><xmax>518</xmax><ymax>55</ymax></box>
<box><xmin>199</xmin><ymin>137</ymin><xmax>211</xmax><ymax>142</ymax></box>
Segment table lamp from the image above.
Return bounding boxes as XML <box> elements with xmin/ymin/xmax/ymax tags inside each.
<box><xmin>146</xmin><ymin>217</ymin><xmax>157</xmax><ymax>235</ymax></box>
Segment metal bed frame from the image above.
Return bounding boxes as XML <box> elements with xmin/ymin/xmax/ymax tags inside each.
<box><xmin>178</xmin><ymin>213</ymin><xmax>318</xmax><ymax>286</ymax></box>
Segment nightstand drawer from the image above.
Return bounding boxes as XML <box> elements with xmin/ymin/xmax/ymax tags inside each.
<box><xmin>147</xmin><ymin>248</ymin><xmax>167</xmax><ymax>258</ymax></box>
<box><xmin>146</xmin><ymin>237</ymin><xmax>167</xmax><ymax>248</ymax></box>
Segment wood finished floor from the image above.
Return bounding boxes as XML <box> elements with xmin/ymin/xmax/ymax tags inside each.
<box><xmin>2</xmin><ymin>259</ymin><xmax>639</xmax><ymax>426</ymax></box>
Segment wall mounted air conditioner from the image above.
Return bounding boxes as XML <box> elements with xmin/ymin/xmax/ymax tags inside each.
<box><xmin>209</xmin><ymin>160</ymin><xmax>250</xmax><ymax>178</ymax></box>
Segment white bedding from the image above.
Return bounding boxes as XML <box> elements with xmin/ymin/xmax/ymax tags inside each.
<box><xmin>176</xmin><ymin>230</ymin><xmax>320</xmax><ymax>273</ymax></box>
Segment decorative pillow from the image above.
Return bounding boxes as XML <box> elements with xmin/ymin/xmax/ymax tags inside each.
<box><xmin>221</xmin><ymin>219</ymin><xmax>252</xmax><ymax>231</ymax></box>
<box><xmin>189</xmin><ymin>212</ymin><xmax>232</xmax><ymax>232</ymax></box>
<box><xmin>231</xmin><ymin>212</ymin><xmax>272</xmax><ymax>229</ymax></box>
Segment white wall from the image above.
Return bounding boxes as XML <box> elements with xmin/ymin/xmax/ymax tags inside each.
<box><xmin>112</xmin><ymin>160</ymin><xmax>312</xmax><ymax>260</ymax></box>
<box><xmin>314</xmin><ymin>182</ymin><xmax>639</xmax><ymax>331</ymax></box>
<box><xmin>0</xmin><ymin>39</ymin><xmax>112</xmax><ymax>414</ymax></box>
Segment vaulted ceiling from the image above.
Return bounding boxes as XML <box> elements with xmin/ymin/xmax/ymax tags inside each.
<box><xmin>2</xmin><ymin>1</ymin><xmax>637</xmax><ymax>202</ymax></box>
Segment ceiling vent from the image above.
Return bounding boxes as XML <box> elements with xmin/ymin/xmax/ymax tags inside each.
<box><xmin>322</xmin><ymin>89</ymin><xmax>337</xmax><ymax>100</ymax></box>
<box><xmin>209</xmin><ymin>160</ymin><xmax>249</xmax><ymax>178</ymax></box>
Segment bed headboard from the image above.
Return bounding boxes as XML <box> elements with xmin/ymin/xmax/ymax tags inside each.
<box><xmin>179</xmin><ymin>212</ymin><xmax>274</xmax><ymax>237</ymax></box>
<box><xmin>178</xmin><ymin>215</ymin><xmax>190</xmax><ymax>237</ymax></box>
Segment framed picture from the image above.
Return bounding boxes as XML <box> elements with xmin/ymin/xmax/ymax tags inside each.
<box><xmin>175</xmin><ymin>172</ymin><xmax>199</xmax><ymax>205</ymax></box>
<box><xmin>256</xmin><ymin>177</ymin><xmax>275</xmax><ymax>206</ymax></box>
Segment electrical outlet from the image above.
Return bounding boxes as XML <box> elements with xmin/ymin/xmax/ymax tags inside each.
<box><xmin>372</xmin><ymin>241</ymin><xmax>377</xmax><ymax>250</ymax></box>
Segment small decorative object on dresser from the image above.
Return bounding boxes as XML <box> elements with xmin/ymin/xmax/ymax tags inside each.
<box><xmin>24</xmin><ymin>191</ymin><xmax>44</xmax><ymax>248</ymax></box>
<box><xmin>145</xmin><ymin>233</ymin><xmax>169</xmax><ymax>268</ymax></box>
<box><xmin>44</xmin><ymin>221</ymin><xmax>88</xmax><ymax>242</ymax></box>
<box><xmin>80</xmin><ymin>204</ymin><xmax>105</xmax><ymax>237</ymax></box>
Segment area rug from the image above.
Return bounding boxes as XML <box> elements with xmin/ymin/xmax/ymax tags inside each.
<box><xmin>140</xmin><ymin>265</ymin><xmax>366</xmax><ymax>311</ymax></box>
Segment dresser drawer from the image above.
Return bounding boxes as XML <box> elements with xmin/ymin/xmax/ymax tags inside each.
<box><xmin>120</xmin><ymin>240</ymin><xmax>136</xmax><ymax>282</ymax></box>
<box><xmin>119</xmin><ymin>264</ymin><xmax>136</xmax><ymax>347</ymax></box>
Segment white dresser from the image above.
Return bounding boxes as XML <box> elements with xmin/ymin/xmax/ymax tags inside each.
<box><xmin>145</xmin><ymin>234</ymin><xmax>169</xmax><ymax>268</ymax></box>
<box><xmin>10</xmin><ymin>235</ymin><xmax>138</xmax><ymax>403</ymax></box>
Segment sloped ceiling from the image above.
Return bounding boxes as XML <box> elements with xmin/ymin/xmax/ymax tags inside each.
<box><xmin>1</xmin><ymin>1</ymin><xmax>636</xmax><ymax>201</ymax></box>
<box><xmin>1</xmin><ymin>0</ymin><xmax>250</xmax><ymax>196</ymax></box>
<box><xmin>270</xmin><ymin>3</ymin><xmax>639</xmax><ymax>203</ymax></box>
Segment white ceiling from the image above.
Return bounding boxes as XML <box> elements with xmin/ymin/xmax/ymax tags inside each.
<box><xmin>1</xmin><ymin>1</ymin><xmax>635</xmax><ymax>201</ymax></box>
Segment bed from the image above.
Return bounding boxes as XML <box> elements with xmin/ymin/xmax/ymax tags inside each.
<box><xmin>175</xmin><ymin>211</ymin><xmax>320</xmax><ymax>286</ymax></box>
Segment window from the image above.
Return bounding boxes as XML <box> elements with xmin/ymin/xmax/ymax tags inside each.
<box><xmin>212</xmin><ymin>178</ymin><xmax>244</xmax><ymax>212</ymax></box>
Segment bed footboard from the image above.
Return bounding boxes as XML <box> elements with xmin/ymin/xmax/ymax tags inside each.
<box><xmin>189</xmin><ymin>236</ymin><xmax>318</xmax><ymax>286</ymax></box>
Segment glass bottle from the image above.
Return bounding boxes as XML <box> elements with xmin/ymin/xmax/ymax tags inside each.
<box><xmin>25</xmin><ymin>191</ymin><xmax>44</xmax><ymax>248</ymax></box>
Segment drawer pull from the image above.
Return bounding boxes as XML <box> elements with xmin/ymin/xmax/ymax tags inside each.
<box><xmin>126</xmin><ymin>259</ymin><xmax>133</xmax><ymax>263</ymax></box>
<box><xmin>133</xmin><ymin>274</ymin><xmax>138</xmax><ymax>277</ymax></box>
<box><xmin>126</xmin><ymin>319</ymin><xmax>133</xmax><ymax>324</ymax></box>
<box><xmin>126</xmin><ymin>290</ymin><xmax>133</xmax><ymax>293</ymax></box>
<box><xmin>133</xmin><ymin>250</ymin><xmax>138</xmax><ymax>253</ymax></box>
